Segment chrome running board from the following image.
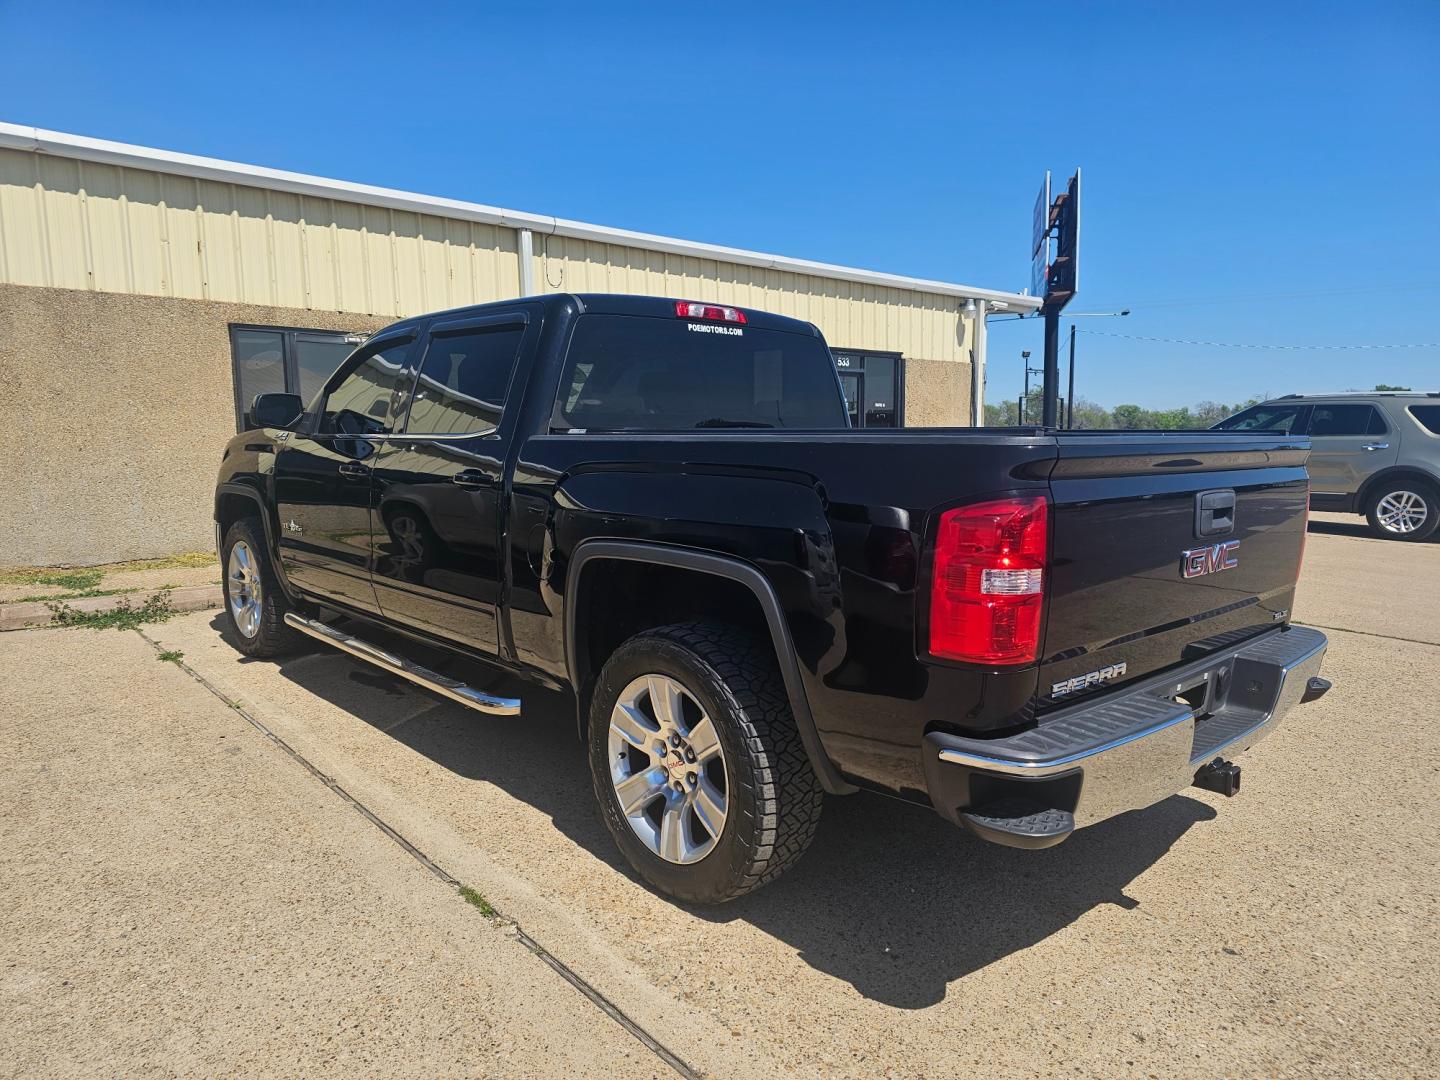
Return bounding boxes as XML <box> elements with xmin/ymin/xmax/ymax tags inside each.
<box><xmin>283</xmin><ymin>612</ymin><xmax>521</xmax><ymax>716</ymax></box>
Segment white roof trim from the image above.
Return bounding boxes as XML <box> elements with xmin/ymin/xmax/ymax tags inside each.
<box><xmin>0</xmin><ymin>121</ymin><xmax>1041</xmax><ymax>311</ymax></box>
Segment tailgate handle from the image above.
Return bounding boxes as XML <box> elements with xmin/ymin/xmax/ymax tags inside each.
<box><xmin>1196</xmin><ymin>489</ymin><xmax>1235</xmax><ymax>538</ymax></box>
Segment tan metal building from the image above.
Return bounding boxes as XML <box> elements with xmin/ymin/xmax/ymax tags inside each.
<box><xmin>0</xmin><ymin>122</ymin><xmax>1040</xmax><ymax>567</ymax></box>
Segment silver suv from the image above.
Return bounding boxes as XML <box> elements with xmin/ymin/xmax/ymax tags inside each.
<box><xmin>1213</xmin><ymin>392</ymin><xmax>1440</xmax><ymax>541</ymax></box>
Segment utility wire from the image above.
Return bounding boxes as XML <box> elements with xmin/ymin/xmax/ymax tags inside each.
<box><xmin>1087</xmin><ymin>282</ymin><xmax>1440</xmax><ymax>311</ymax></box>
<box><xmin>1077</xmin><ymin>329</ymin><xmax>1438</xmax><ymax>351</ymax></box>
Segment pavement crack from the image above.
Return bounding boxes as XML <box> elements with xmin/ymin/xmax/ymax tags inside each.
<box><xmin>133</xmin><ymin>628</ymin><xmax>702</xmax><ymax>1080</ymax></box>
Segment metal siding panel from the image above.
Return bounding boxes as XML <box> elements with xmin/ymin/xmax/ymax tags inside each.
<box><xmin>301</xmin><ymin>196</ymin><xmax>338</xmax><ymax>311</ymax></box>
<box><xmin>196</xmin><ymin>179</ymin><xmax>240</xmax><ymax>301</ymax></box>
<box><xmin>445</xmin><ymin>217</ymin><xmax>473</xmax><ymax>306</ymax></box>
<box><xmin>76</xmin><ymin>162</ymin><xmax>128</xmax><ymax>292</ymax></box>
<box><xmin>362</xmin><ymin>205</ymin><xmax>396</xmax><ymax>315</ymax></box>
<box><xmin>119</xmin><ymin>169</ymin><xmax>167</xmax><ymax>296</ymax></box>
<box><xmin>230</xmin><ymin>184</ymin><xmax>272</xmax><ymax>305</ymax></box>
<box><xmin>332</xmin><ymin>200</ymin><xmax>367</xmax><ymax>313</ymax></box>
<box><xmin>160</xmin><ymin>174</ymin><xmax>204</xmax><ymax>299</ymax></box>
<box><xmin>390</xmin><ymin>211</ymin><xmax>425</xmax><ymax>316</ymax></box>
<box><xmin>36</xmin><ymin>156</ymin><xmax>87</xmax><ymax>289</ymax></box>
<box><xmin>263</xmin><ymin>190</ymin><xmax>303</xmax><ymax>307</ymax></box>
<box><xmin>0</xmin><ymin>149</ymin><xmax>46</xmax><ymax>286</ymax></box>
<box><xmin>417</xmin><ymin>214</ymin><xmax>448</xmax><ymax>310</ymax></box>
<box><xmin>477</xmin><ymin>221</ymin><xmax>500</xmax><ymax>299</ymax></box>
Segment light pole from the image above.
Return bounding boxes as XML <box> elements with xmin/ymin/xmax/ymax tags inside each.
<box><xmin>1064</xmin><ymin>310</ymin><xmax>1130</xmax><ymax>428</ymax></box>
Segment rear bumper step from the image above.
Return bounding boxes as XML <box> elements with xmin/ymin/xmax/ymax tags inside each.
<box><xmin>283</xmin><ymin>613</ymin><xmax>521</xmax><ymax>716</ymax></box>
<box><xmin>959</xmin><ymin>800</ymin><xmax>1074</xmax><ymax>850</ymax></box>
<box><xmin>925</xmin><ymin>626</ymin><xmax>1327</xmax><ymax>849</ymax></box>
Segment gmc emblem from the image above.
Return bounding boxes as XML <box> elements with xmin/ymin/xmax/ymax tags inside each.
<box><xmin>1181</xmin><ymin>540</ymin><xmax>1240</xmax><ymax>578</ymax></box>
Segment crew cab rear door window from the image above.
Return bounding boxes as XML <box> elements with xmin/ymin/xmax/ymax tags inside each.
<box><xmin>1306</xmin><ymin>404</ymin><xmax>1387</xmax><ymax>436</ymax></box>
<box><xmin>554</xmin><ymin>314</ymin><xmax>847</xmax><ymax>431</ymax></box>
<box><xmin>403</xmin><ymin>317</ymin><xmax>525</xmax><ymax>436</ymax></box>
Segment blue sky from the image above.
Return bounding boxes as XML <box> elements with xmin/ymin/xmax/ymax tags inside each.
<box><xmin>2</xmin><ymin>1</ymin><xmax>1436</xmax><ymax>409</ymax></box>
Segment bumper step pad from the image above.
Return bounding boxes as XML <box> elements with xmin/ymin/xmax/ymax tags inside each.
<box><xmin>959</xmin><ymin>799</ymin><xmax>1075</xmax><ymax>850</ymax></box>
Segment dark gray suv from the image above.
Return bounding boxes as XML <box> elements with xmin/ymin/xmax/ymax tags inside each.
<box><xmin>1214</xmin><ymin>392</ymin><xmax>1440</xmax><ymax>541</ymax></box>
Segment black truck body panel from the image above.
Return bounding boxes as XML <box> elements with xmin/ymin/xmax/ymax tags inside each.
<box><xmin>217</xmin><ymin>293</ymin><xmax>1318</xmax><ymax>809</ymax></box>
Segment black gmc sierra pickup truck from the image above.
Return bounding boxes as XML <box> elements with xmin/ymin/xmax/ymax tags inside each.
<box><xmin>215</xmin><ymin>293</ymin><xmax>1331</xmax><ymax>904</ymax></box>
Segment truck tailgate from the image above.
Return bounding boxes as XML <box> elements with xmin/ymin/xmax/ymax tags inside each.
<box><xmin>1040</xmin><ymin>434</ymin><xmax>1310</xmax><ymax>711</ymax></box>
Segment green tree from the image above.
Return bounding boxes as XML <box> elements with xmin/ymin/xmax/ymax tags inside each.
<box><xmin>1374</xmin><ymin>383</ymin><xmax>1411</xmax><ymax>391</ymax></box>
<box><xmin>1112</xmin><ymin>403</ymin><xmax>1146</xmax><ymax>429</ymax></box>
<box><xmin>1068</xmin><ymin>398</ymin><xmax>1115</xmax><ymax>429</ymax></box>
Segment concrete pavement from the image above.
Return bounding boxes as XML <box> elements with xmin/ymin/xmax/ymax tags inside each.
<box><xmin>2</xmin><ymin>519</ymin><xmax>1436</xmax><ymax>1077</ymax></box>
<box><xmin>0</xmin><ymin>629</ymin><xmax>683</xmax><ymax>1079</ymax></box>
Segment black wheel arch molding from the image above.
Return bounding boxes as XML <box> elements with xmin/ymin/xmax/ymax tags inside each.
<box><xmin>563</xmin><ymin>538</ymin><xmax>856</xmax><ymax>795</ymax></box>
<box><xmin>214</xmin><ymin>480</ymin><xmax>301</xmax><ymax>604</ymax></box>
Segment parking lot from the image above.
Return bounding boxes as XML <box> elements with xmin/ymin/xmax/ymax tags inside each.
<box><xmin>2</xmin><ymin>514</ymin><xmax>1436</xmax><ymax>1079</ymax></box>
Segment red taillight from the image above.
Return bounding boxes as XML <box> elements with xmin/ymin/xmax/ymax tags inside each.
<box><xmin>675</xmin><ymin>300</ymin><xmax>747</xmax><ymax>324</ymax></box>
<box><xmin>928</xmin><ymin>495</ymin><xmax>1048</xmax><ymax>665</ymax></box>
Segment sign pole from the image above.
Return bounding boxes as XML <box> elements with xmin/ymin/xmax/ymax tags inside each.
<box><xmin>1036</xmin><ymin>169</ymin><xmax>1079</xmax><ymax>427</ymax></box>
<box><xmin>1042</xmin><ymin>311</ymin><xmax>1060</xmax><ymax>426</ymax></box>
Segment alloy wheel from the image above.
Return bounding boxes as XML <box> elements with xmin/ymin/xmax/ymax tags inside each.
<box><xmin>607</xmin><ymin>674</ymin><xmax>728</xmax><ymax>865</ymax></box>
<box><xmin>1376</xmin><ymin>490</ymin><xmax>1428</xmax><ymax>535</ymax></box>
<box><xmin>227</xmin><ymin>539</ymin><xmax>264</xmax><ymax>638</ymax></box>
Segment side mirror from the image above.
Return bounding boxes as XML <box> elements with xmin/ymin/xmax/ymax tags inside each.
<box><xmin>251</xmin><ymin>392</ymin><xmax>304</xmax><ymax>430</ymax></box>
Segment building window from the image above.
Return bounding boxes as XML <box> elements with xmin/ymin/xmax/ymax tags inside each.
<box><xmin>832</xmin><ymin>350</ymin><xmax>903</xmax><ymax>427</ymax></box>
<box><xmin>228</xmin><ymin>324</ymin><xmax>369</xmax><ymax>431</ymax></box>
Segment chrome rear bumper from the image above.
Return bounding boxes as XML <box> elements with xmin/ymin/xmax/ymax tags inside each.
<box><xmin>923</xmin><ymin>626</ymin><xmax>1329</xmax><ymax>843</ymax></box>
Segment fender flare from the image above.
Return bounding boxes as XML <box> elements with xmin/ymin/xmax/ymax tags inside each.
<box><xmin>564</xmin><ymin>539</ymin><xmax>855</xmax><ymax>795</ymax></box>
<box><xmin>214</xmin><ymin>482</ymin><xmax>299</xmax><ymax>602</ymax></box>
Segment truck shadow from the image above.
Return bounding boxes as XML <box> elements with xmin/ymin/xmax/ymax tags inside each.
<box><xmin>227</xmin><ymin>614</ymin><xmax>1218</xmax><ymax>1010</ymax></box>
<box><xmin>1307</xmin><ymin>519</ymin><xmax>1376</xmax><ymax>540</ymax></box>
<box><xmin>702</xmin><ymin>790</ymin><xmax>1215</xmax><ymax>1008</ymax></box>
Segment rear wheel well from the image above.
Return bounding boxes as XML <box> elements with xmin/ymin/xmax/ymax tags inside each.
<box><xmin>1358</xmin><ymin>468</ymin><xmax>1440</xmax><ymax>508</ymax></box>
<box><xmin>571</xmin><ymin>559</ymin><xmax>774</xmax><ymax>725</ymax></box>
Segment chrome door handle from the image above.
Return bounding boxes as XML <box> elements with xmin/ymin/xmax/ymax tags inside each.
<box><xmin>1361</xmin><ymin>442</ymin><xmax>1389</xmax><ymax>451</ymax></box>
<box><xmin>337</xmin><ymin>462</ymin><xmax>371</xmax><ymax>480</ymax></box>
<box><xmin>451</xmin><ymin>469</ymin><xmax>491</xmax><ymax>489</ymax></box>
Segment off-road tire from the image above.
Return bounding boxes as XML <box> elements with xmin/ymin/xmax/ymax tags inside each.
<box><xmin>221</xmin><ymin>518</ymin><xmax>303</xmax><ymax>657</ymax></box>
<box><xmin>1364</xmin><ymin>480</ymin><xmax>1440</xmax><ymax>542</ymax></box>
<box><xmin>588</xmin><ymin>622</ymin><xmax>824</xmax><ymax>904</ymax></box>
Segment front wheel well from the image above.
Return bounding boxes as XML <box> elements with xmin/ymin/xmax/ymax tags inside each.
<box><xmin>216</xmin><ymin>490</ymin><xmax>263</xmax><ymax>539</ymax></box>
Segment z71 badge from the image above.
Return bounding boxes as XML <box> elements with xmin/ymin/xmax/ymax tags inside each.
<box><xmin>1052</xmin><ymin>662</ymin><xmax>1127</xmax><ymax>698</ymax></box>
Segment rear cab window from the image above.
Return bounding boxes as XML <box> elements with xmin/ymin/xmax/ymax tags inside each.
<box><xmin>552</xmin><ymin>314</ymin><xmax>847</xmax><ymax>431</ymax></box>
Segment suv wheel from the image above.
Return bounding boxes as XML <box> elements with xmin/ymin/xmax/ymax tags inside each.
<box><xmin>588</xmin><ymin>623</ymin><xmax>824</xmax><ymax>904</ymax></box>
<box><xmin>1365</xmin><ymin>482</ymin><xmax>1439</xmax><ymax>542</ymax></box>
<box><xmin>222</xmin><ymin>519</ymin><xmax>303</xmax><ymax>656</ymax></box>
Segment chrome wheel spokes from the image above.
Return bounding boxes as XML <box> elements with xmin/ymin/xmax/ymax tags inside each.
<box><xmin>227</xmin><ymin>540</ymin><xmax>264</xmax><ymax>638</ymax></box>
<box><xmin>607</xmin><ymin>673</ymin><xmax>728</xmax><ymax>865</ymax></box>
